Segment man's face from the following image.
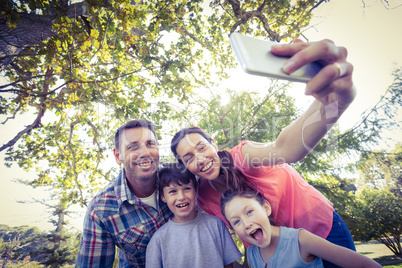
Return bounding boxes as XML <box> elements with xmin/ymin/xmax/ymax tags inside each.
<box><xmin>114</xmin><ymin>127</ymin><xmax>159</xmax><ymax>186</ymax></box>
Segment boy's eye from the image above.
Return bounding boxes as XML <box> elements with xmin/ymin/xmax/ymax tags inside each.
<box><xmin>247</xmin><ymin>210</ymin><xmax>253</xmax><ymax>215</ymax></box>
<box><xmin>168</xmin><ymin>190</ymin><xmax>176</xmax><ymax>194</ymax></box>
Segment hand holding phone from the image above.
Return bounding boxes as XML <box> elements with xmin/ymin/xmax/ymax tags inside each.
<box><xmin>230</xmin><ymin>32</ymin><xmax>322</xmax><ymax>83</ymax></box>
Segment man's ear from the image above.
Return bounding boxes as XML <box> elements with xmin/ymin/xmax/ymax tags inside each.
<box><xmin>113</xmin><ymin>148</ymin><xmax>123</xmax><ymax>165</ymax></box>
<box><xmin>263</xmin><ymin>201</ymin><xmax>272</xmax><ymax>217</ymax></box>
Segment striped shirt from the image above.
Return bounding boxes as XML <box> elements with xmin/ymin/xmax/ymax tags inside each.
<box><xmin>75</xmin><ymin>169</ymin><xmax>173</xmax><ymax>267</ymax></box>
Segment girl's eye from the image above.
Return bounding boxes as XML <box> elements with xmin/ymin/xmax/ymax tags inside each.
<box><xmin>247</xmin><ymin>210</ymin><xmax>253</xmax><ymax>215</ymax></box>
<box><xmin>233</xmin><ymin>220</ymin><xmax>240</xmax><ymax>226</ymax></box>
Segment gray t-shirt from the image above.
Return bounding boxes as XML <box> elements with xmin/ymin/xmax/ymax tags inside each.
<box><xmin>145</xmin><ymin>212</ymin><xmax>242</xmax><ymax>268</ymax></box>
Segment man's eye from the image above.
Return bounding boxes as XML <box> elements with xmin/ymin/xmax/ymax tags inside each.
<box><xmin>128</xmin><ymin>144</ymin><xmax>139</xmax><ymax>150</ymax></box>
<box><xmin>199</xmin><ymin>145</ymin><xmax>206</xmax><ymax>151</ymax></box>
<box><xmin>148</xmin><ymin>141</ymin><xmax>156</xmax><ymax>147</ymax></box>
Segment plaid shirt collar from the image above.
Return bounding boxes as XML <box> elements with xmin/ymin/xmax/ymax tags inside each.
<box><xmin>114</xmin><ymin>168</ymin><xmax>161</xmax><ymax>209</ymax></box>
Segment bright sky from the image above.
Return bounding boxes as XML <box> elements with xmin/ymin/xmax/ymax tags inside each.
<box><xmin>1</xmin><ymin>0</ymin><xmax>401</xmax><ymax>232</ymax></box>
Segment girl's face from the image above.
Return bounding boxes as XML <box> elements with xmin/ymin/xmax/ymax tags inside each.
<box><xmin>224</xmin><ymin>196</ymin><xmax>273</xmax><ymax>248</ymax></box>
<box><xmin>175</xmin><ymin>133</ymin><xmax>221</xmax><ymax>181</ymax></box>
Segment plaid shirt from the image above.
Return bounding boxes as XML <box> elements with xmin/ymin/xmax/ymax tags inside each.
<box><xmin>76</xmin><ymin>169</ymin><xmax>173</xmax><ymax>268</ymax></box>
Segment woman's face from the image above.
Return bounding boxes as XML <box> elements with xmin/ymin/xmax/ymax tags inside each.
<box><xmin>175</xmin><ymin>133</ymin><xmax>221</xmax><ymax>181</ymax></box>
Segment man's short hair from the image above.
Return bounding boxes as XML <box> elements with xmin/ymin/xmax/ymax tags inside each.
<box><xmin>114</xmin><ymin>119</ymin><xmax>157</xmax><ymax>151</ymax></box>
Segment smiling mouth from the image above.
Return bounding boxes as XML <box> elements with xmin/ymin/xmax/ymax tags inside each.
<box><xmin>200</xmin><ymin>161</ymin><xmax>213</xmax><ymax>172</ymax></box>
<box><xmin>136</xmin><ymin>160</ymin><xmax>153</xmax><ymax>167</ymax></box>
<box><xmin>176</xmin><ymin>203</ymin><xmax>189</xmax><ymax>208</ymax></box>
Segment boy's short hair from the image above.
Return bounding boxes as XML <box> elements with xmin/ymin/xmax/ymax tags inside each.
<box><xmin>159</xmin><ymin>163</ymin><xmax>198</xmax><ymax>195</ymax></box>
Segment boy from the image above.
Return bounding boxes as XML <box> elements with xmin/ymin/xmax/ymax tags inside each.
<box><xmin>145</xmin><ymin>163</ymin><xmax>242</xmax><ymax>268</ymax></box>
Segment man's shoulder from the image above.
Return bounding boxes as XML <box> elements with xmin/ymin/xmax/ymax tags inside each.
<box><xmin>87</xmin><ymin>179</ymin><xmax>119</xmax><ymax>216</ymax></box>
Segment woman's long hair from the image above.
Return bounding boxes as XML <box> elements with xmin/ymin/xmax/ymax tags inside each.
<box><xmin>216</xmin><ymin>150</ymin><xmax>248</xmax><ymax>192</ymax></box>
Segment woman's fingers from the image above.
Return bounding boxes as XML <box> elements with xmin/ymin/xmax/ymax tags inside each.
<box><xmin>306</xmin><ymin>61</ymin><xmax>353</xmax><ymax>96</ymax></box>
<box><xmin>271</xmin><ymin>39</ymin><xmax>347</xmax><ymax>74</ymax></box>
<box><xmin>271</xmin><ymin>38</ymin><xmax>356</xmax><ymax>108</ymax></box>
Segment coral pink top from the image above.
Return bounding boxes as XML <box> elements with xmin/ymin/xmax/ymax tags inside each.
<box><xmin>197</xmin><ymin>141</ymin><xmax>334</xmax><ymax>245</ymax></box>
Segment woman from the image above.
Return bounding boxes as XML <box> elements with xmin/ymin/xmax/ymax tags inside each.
<box><xmin>170</xmin><ymin>39</ymin><xmax>356</xmax><ymax>268</ymax></box>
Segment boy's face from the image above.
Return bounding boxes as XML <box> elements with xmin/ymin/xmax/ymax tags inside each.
<box><xmin>162</xmin><ymin>182</ymin><xmax>198</xmax><ymax>223</ymax></box>
<box><xmin>224</xmin><ymin>196</ymin><xmax>272</xmax><ymax>248</ymax></box>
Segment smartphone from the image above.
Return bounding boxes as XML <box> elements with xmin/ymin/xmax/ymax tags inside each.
<box><xmin>229</xmin><ymin>32</ymin><xmax>322</xmax><ymax>83</ymax></box>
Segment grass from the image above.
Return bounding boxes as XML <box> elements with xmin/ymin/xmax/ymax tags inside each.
<box><xmin>373</xmin><ymin>255</ymin><xmax>402</xmax><ymax>267</ymax></box>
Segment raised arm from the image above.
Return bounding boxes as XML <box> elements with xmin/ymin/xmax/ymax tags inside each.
<box><xmin>242</xmin><ymin>39</ymin><xmax>356</xmax><ymax>166</ymax></box>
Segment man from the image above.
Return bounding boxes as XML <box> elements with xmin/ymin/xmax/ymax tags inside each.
<box><xmin>76</xmin><ymin>119</ymin><xmax>173</xmax><ymax>267</ymax></box>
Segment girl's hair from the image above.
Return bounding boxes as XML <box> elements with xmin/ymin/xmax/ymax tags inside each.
<box><xmin>220</xmin><ymin>187</ymin><xmax>275</xmax><ymax>226</ymax></box>
<box><xmin>159</xmin><ymin>163</ymin><xmax>198</xmax><ymax>195</ymax></box>
<box><xmin>170</xmin><ymin>126</ymin><xmax>246</xmax><ymax>191</ymax></box>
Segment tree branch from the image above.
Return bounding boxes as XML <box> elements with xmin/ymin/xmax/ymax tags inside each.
<box><xmin>0</xmin><ymin>104</ymin><xmax>45</xmax><ymax>152</ymax></box>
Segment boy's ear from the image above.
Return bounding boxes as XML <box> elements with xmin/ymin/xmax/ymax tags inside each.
<box><xmin>161</xmin><ymin>194</ymin><xmax>166</xmax><ymax>203</ymax></box>
<box><xmin>263</xmin><ymin>201</ymin><xmax>272</xmax><ymax>217</ymax></box>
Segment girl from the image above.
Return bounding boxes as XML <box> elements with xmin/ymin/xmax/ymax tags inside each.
<box><xmin>171</xmin><ymin>39</ymin><xmax>357</xmax><ymax>268</ymax></box>
<box><xmin>220</xmin><ymin>188</ymin><xmax>381</xmax><ymax>268</ymax></box>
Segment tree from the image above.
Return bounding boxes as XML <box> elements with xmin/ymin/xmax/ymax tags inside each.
<box><xmin>357</xmin><ymin>144</ymin><xmax>402</xmax><ymax>198</ymax></box>
<box><xmin>0</xmin><ymin>225</ymin><xmax>46</xmax><ymax>266</ymax></box>
<box><xmin>182</xmin><ymin>79</ymin><xmax>297</xmax><ymax>150</ymax></box>
<box><xmin>1</xmin><ymin>0</ymin><xmax>328</xmax><ymax>214</ymax></box>
<box><xmin>353</xmin><ymin>188</ymin><xmax>402</xmax><ymax>258</ymax></box>
<box><xmin>0</xmin><ymin>224</ymin><xmax>80</xmax><ymax>267</ymax></box>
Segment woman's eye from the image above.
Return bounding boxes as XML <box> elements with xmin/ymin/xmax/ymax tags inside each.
<box><xmin>184</xmin><ymin>156</ymin><xmax>193</xmax><ymax>163</ymax></box>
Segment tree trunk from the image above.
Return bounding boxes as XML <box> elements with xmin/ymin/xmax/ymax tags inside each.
<box><xmin>0</xmin><ymin>2</ymin><xmax>85</xmax><ymax>71</ymax></box>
